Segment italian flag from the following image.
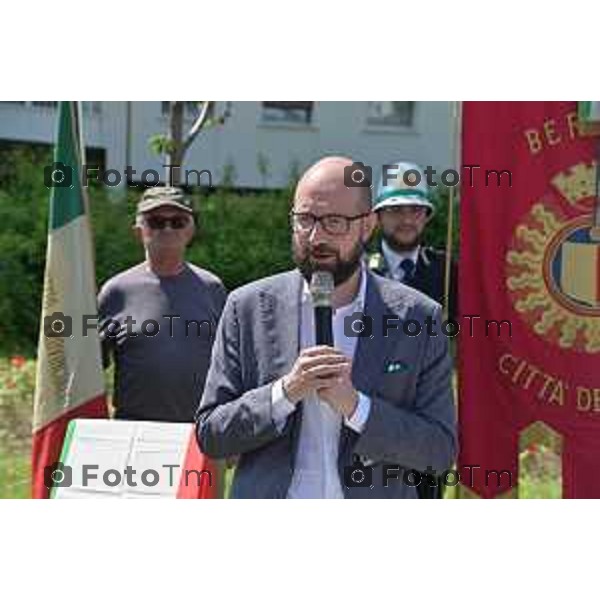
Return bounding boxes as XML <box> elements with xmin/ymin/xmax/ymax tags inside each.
<box><xmin>31</xmin><ymin>101</ymin><xmax>107</xmax><ymax>499</ymax></box>
<box><xmin>578</xmin><ymin>102</ymin><xmax>600</xmax><ymax>135</ymax></box>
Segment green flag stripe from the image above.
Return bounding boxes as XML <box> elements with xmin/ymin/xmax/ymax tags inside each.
<box><xmin>50</xmin><ymin>102</ymin><xmax>86</xmax><ymax>230</ymax></box>
<box><xmin>579</xmin><ymin>101</ymin><xmax>592</xmax><ymax>121</ymax></box>
<box><xmin>50</xmin><ymin>419</ymin><xmax>78</xmax><ymax>499</ymax></box>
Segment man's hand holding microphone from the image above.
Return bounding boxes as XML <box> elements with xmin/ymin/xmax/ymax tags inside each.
<box><xmin>281</xmin><ymin>271</ymin><xmax>359</xmax><ymax>419</ymax></box>
<box><xmin>282</xmin><ymin>346</ymin><xmax>359</xmax><ymax>418</ymax></box>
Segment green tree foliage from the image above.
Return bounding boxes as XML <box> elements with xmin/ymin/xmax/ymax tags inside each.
<box><xmin>0</xmin><ymin>149</ymin><xmax>458</xmax><ymax>354</ymax></box>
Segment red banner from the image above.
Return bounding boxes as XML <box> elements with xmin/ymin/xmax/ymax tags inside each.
<box><xmin>459</xmin><ymin>101</ymin><xmax>600</xmax><ymax>498</ymax></box>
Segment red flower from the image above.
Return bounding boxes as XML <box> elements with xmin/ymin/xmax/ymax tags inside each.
<box><xmin>10</xmin><ymin>355</ymin><xmax>26</xmax><ymax>369</ymax></box>
<box><xmin>526</xmin><ymin>443</ymin><xmax>539</xmax><ymax>454</ymax></box>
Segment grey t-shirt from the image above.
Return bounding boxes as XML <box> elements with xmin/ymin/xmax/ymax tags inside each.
<box><xmin>97</xmin><ymin>262</ymin><xmax>227</xmax><ymax>422</ymax></box>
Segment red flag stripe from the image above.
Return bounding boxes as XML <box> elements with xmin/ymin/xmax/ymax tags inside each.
<box><xmin>176</xmin><ymin>430</ymin><xmax>218</xmax><ymax>499</ymax></box>
<box><xmin>31</xmin><ymin>394</ymin><xmax>107</xmax><ymax>499</ymax></box>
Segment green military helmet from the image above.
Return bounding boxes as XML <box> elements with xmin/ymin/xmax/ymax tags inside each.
<box><xmin>372</xmin><ymin>161</ymin><xmax>434</xmax><ymax>216</ymax></box>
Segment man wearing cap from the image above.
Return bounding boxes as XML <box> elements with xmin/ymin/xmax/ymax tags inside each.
<box><xmin>97</xmin><ymin>187</ymin><xmax>227</xmax><ymax>423</ymax></box>
<box><xmin>369</xmin><ymin>161</ymin><xmax>458</xmax><ymax>322</ymax></box>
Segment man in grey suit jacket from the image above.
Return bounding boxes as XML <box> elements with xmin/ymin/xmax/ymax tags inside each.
<box><xmin>196</xmin><ymin>157</ymin><xmax>456</xmax><ymax>498</ymax></box>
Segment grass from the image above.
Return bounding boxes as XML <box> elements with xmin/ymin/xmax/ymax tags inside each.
<box><xmin>0</xmin><ymin>452</ymin><xmax>30</xmax><ymax>499</ymax></box>
<box><xmin>519</xmin><ymin>476</ymin><xmax>561</xmax><ymax>499</ymax></box>
<box><xmin>0</xmin><ymin>355</ymin><xmax>34</xmax><ymax>499</ymax></box>
<box><xmin>517</xmin><ymin>447</ymin><xmax>562</xmax><ymax>499</ymax></box>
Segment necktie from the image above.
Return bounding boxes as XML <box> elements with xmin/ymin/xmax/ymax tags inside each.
<box><xmin>400</xmin><ymin>258</ymin><xmax>415</xmax><ymax>281</ymax></box>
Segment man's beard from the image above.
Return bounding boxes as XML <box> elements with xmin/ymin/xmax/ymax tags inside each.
<box><xmin>293</xmin><ymin>241</ymin><xmax>363</xmax><ymax>286</ymax></box>
<box><xmin>382</xmin><ymin>228</ymin><xmax>423</xmax><ymax>253</ymax></box>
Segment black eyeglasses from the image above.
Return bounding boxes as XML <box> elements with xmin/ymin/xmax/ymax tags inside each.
<box><xmin>290</xmin><ymin>211</ymin><xmax>370</xmax><ymax>236</ymax></box>
<box><xmin>144</xmin><ymin>215</ymin><xmax>190</xmax><ymax>230</ymax></box>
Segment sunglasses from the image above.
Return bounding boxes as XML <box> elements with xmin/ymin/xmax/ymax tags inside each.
<box><xmin>144</xmin><ymin>215</ymin><xmax>190</xmax><ymax>230</ymax></box>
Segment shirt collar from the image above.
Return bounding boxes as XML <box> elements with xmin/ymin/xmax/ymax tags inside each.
<box><xmin>381</xmin><ymin>239</ymin><xmax>420</xmax><ymax>273</ymax></box>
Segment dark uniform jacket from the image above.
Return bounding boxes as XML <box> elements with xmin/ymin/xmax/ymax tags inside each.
<box><xmin>368</xmin><ymin>244</ymin><xmax>458</xmax><ymax>323</ymax></box>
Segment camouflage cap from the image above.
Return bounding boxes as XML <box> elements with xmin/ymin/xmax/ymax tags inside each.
<box><xmin>136</xmin><ymin>187</ymin><xmax>194</xmax><ymax>214</ymax></box>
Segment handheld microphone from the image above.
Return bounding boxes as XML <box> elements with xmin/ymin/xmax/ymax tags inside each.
<box><xmin>310</xmin><ymin>271</ymin><xmax>334</xmax><ymax>346</ymax></box>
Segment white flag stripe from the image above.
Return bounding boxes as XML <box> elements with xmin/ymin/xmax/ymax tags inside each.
<box><xmin>33</xmin><ymin>213</ymin><xmax>105</xmax><ymax>431</ymax></box>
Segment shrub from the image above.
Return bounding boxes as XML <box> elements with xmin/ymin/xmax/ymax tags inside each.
<box><xmin>0</xmin><ymin>148</ymin><xmax>458</xmax><ymax>353</ymax></box>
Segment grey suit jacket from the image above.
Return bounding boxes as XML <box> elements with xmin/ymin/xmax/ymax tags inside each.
<box><xmin>196</xmin><ymin>269</ymin><xmax>457</xmax><ymax>499</ymax></box>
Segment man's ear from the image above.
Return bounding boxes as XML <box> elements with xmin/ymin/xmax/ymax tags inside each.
<box><xmin>132</xmin><ymin>224</ymin><xmax>142</xmax><ymax>243</ymax></box>
<box><xmin>185</xmin><ymin>220</ymin><xmax>196</xmax><ymax>246</ymax></box>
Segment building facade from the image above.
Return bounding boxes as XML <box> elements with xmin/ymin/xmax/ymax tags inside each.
<box><xmin>0</xmin><ymin>101</ymin><xmax>453</xmax><ymax>190</ymax></box>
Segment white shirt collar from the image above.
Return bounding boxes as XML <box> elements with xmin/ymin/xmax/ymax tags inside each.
<box><xmin>381</xmin><ymin>239</ymin><xmax>420</xmax><ymax>275</ymax></box>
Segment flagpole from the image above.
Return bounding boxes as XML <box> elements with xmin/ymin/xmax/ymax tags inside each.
<box><xmin>443</xmin><ymin>100</ymin><xmax>462</xmax><ymax>500</ymax></box>
<box><xmin>443</xmin><ymin>100</ymin><xmax>462</xmax><ymax>322</ymax></box>
<box><xmin>71</xmin><ymin>102</ymin><xmax>90</xmax><ymax>215</ymax></box>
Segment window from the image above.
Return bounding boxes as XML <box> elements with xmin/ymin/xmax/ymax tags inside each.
<box><xmin>366</xmin><ymin>101</ymin><xmax>415</xmax><ymax>128</ymax></box>
<box><xmin>261</xmin><ymin>101</ymin><xmax>314</xmax><ymax>125</ymax></box>
<box><xmin>0</xmin><ymin>101</ymin><xmax>55</xmax><ymax>109</ymax></box>
<box><xmin>0</xmin><ymin>101</ymin><xmax>100</xmax><ymax>114</ymax></box>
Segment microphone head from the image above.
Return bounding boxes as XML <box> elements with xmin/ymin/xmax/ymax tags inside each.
<box><xmin>310</xmin><ymin>271</ymin><xmax>334</xmax><ymax>308</ymax></box>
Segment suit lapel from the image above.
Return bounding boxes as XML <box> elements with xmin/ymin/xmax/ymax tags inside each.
<box><xmin>259</xmin><ymin>270</ymin><xmax>302</xmax><ymax>379</ymax></box>
<box><xmin>351</xmin><ymin>271</ymin><xmax>409</xmax><ymax>395</ymax></box>
<box><xmin>259</xmin><ymin>270</ymin><xmax>304</xmax><ymax>462</ymax></box>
